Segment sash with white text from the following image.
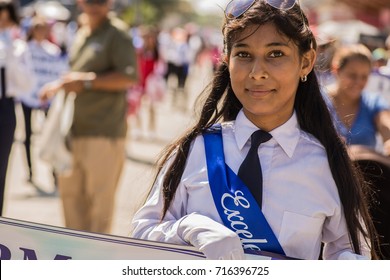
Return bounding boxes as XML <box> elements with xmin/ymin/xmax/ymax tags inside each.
<box><xmin>203</xmin><ymin>125</ymin><xmax>285</xmax><ymax>255</ymax></box>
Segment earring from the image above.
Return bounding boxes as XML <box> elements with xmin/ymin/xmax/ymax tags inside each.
<box><xmin>301</xmin><ymin>75</ymin><xmax>307</xmax><ymax>82</ymax></box>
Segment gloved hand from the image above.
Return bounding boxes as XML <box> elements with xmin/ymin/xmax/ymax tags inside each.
<box><xmin>178</xmin><ymin>213</ymin><xmax>244</xmax><ymax>260</ymax></box>
<box><xmin>337</xmin><ymin>251</ymin><xmax>370</xmax><ymax>260</ymax></box>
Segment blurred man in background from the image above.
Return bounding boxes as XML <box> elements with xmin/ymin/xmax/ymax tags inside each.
<box><xmin>40</xmin><ymin>0</ymin><xmax>137</xmax><ymax>234</ymax></box>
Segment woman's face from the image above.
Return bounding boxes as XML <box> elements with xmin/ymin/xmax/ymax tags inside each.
<box><xmin>334</xmin><ymin>59</ymin><xmax>371</xmax><ymax>101</ymax></box>
<box><xmin>143</xmin><ymin>33</ymin><xmax>157</xmax><ymax>50</ymax></box>
<box><xmin>32</xmin><ymin>24</ymin><xmax>49</xmax><ymax>41</ymax></box>
<box><xmin>228</xmin><ymin>23</ymin><xmax>314</xmax><ymax>131</ymax></box>
<box><xmin>0</xmin><ymin>9</ymin><xmax>11</xmax><ymax>29</ymax></box>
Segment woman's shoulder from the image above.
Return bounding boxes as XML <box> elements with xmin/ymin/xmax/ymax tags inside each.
<box><xmin>299</xmin><ymin>130</ymin><xmax>326</xmax><ymax>152</ymax></box>
<box><xmin>200</xmin><ymin>121</ymin><xmax>235</xmax><ymax>134</ymax></box>
<box><xmin>30</xmin><ymin>40</ymin><xmax>61</xmax><ymax>55</ymax></box>
<box><xmin>296</xmin><ymin>131</ymin><xmax>336</xmax><ymax>175</ymax></box>
<box><xmin>194</xmin><ymin>121</ymin><xmax>235</xmax><ymax>149</ymax></box>
<box><xmin>41</xmin><ymin>40</ymin><xmax>62</xmax><ymax>56</ymax></box>
<box><xmin>361</xmin><ymin>91</ymin><xmax>390</xmax><ymax>110</ymax></box>
<box><xmin>12</xmin><ymin>38</ymin><xmax>28</xmax><ymax>55</ymax></box>
<box><xmin>361</xmin><ymin>90</ymin><xmax>383</xmax><ymax>100</ymax></box>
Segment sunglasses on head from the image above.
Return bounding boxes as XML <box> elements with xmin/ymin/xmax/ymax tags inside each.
<box><xmin>85</xmin><ymin>0</ymin><xmax>108</xmax><ymax>4</ymax></box>
<box><xmin>225</xmin><ymin>0</ymin><xmax>299</xmax><ymax>19</ymax></box>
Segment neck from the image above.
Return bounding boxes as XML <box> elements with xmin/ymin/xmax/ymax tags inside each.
<box><xmin>0</xmin><ymin>23</ymin><xmax>14</xmax><ymax>30</ymax></box>
<box><xmin>87</xmin><ymin>16</ymin><xmax>107</xmax><ymax>32</ymax></box>
<box><xmin>330</xmin><ymin>86</ymin><xmax>360</xmax><ymax>107</ymax></box>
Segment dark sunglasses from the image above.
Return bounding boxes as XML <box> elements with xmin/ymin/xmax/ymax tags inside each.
<box><xmin>85</xmin><ymin>0</ymin><xmax>108</xmax><ymax>5</ymax></box>
<box><xmin>225</xmin><ymin>0</ymin><xmax>299</xmax><ymax>19</ymax></box>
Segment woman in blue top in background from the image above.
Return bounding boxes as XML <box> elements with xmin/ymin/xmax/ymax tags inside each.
<box><xmin>326</xmin><ymin>43</ymin><xmax>390</xmax><ymax>259</ymax></box>
<box><xmin>326</xmin><ymin>44</ymin><xmax>390</xmax><ymax>155</ymax></box>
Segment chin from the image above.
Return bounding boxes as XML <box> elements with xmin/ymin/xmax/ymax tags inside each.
<box><xmin>244</xmin><ymin>107</ymin><xmax>273</xmax><ymax>119</ymax></box>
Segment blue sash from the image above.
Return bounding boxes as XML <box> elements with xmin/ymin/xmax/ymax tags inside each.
<box><xmin>203</xmin><ymin>125</ymin><xmax>285</xmax><ymax>255</ymax></box>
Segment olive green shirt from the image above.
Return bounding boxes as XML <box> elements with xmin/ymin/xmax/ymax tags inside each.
<box><xmin>69</xmin><ymin>17</ymin><xmax>137</xmax><ymax>138</ymax></box>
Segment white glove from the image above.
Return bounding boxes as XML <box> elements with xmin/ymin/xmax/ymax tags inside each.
<box><xmin>338</xmin><ymin>251</ymin><xmax>370</xmax><ymax>260</ymax></box>
<box><xmin>178</xmin><ymin>213</ymin><xmax>245</xmax><ymax>260</ymax></box>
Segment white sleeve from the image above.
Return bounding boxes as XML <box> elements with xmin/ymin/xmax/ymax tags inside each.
<box><xmin>322</xmin><ymin>207</ymin><xmax>371</xmax><ymax>260</ymax></box>
<box><xmin>131</xmin><ymin>139</ymin><xmax>245</xmax><ymax>260</ymax></box>
<box><xmin>6</xmin><ymin>39</ymin><xmax>36</xmax><ymax>96</ymax></box>
<box><xmin>130</xmin><ymin>155</ymin><xmax>190</xmax><ymax>245</ymax></box>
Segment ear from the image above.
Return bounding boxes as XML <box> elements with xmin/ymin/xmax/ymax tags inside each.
<box><xmin>222</xmin><ymin>54</ymin><xmax>229</xmax><ymax>65</ymax></box>
<box><xmin>330</xmin><ymin>62</ymin><xmax>339</xmax><ymax>76</ymax></box>
<box><xmin>300</xmin><ymin>49</ymin><xmax>316</xmax><ymax>78</ymax></box>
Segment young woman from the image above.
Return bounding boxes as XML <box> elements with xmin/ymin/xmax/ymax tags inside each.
<box><xmin>0</xmin><ymin>0</ymin><xmax>35</xmax><ymax>215</ymax></box>
<box><xmin>131</xmin><ymin>0</ymin><xmax>379</xmax><ymax>260</ymax></box>
<box><xmin>326</xmin><ymin>43</ymin><xmax>390</xmax><ymax>155</ymax></box>
<box><xmin>19</xmin><ymin>16</ymin><xmax>68</xmax><ymax>187</ymax></box>
<box><xmin>129</xmin><ymin>25</ymin><xmax>163</xmax><ymax>139</ymax></box>
<box><xmin>326</xmin><ymin>44</ymin><xmax>390</xmax><ymax>259</ymax></box>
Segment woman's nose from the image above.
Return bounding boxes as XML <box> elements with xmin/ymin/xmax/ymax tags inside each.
<box><xmin>249</xmin><ymin>59</ymin><xmax>268</xmax><ymax>80</ymax></box>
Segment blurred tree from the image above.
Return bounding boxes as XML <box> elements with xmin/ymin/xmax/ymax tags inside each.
<box><xmin>119</xmin><ymin>0</ymin><xmax>195</xmax><ymax>26</ymax></box>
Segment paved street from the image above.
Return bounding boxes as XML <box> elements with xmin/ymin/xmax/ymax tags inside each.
<box><xmin>2</xmin><ymin>76</ymin><xmax>206</xmax><ymax>237</ymax></box>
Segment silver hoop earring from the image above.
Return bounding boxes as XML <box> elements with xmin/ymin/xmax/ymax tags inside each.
<box><xmin>301</xmin><ymin>75</ymin><xmax>307</xmax><ymax>82</ymax></box>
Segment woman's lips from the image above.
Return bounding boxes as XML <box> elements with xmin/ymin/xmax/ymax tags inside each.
<box><xmin>246</xmin><ymin>88</ymin><xmax>275</xmax><ymax>97</ymax></box>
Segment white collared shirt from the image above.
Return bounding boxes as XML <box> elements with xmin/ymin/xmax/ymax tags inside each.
<box><xmin>131</xmin><ymin>110</ymin><xmax>370</xmax><ymax>260</ymax></box>
<box><xmin>18</xmin><ymin>40</ymin><xmax>68</xmax><ymax>108</ymax></box>
<box><xmin>0</xmin><ymin>33</ymin><xmax>35</xmax><ymax>98</ymax></box>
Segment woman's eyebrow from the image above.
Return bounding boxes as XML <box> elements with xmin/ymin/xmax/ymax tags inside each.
<box><xmin>232</xmin><ymin>41</ymin><xmax>290</xmax><ymax>48</ymax></box>
<box><xmin>232</xmin><ymin>43</ymin><xmax>249</xmax><ymax>49</ymax></box>
<box><xmin>266</xmin><ymin>42</ymin><xmax>290</xmax><ymax>47</ymax></box>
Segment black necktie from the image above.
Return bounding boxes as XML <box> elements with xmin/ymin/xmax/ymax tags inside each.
<box><xmin>238</xmin><ymin>130</ymin><xmax>272</xmax><ymax>209</ymax></box>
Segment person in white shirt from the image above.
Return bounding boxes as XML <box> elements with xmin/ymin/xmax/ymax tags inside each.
<box><xmin>131</xmin><ymin>0</ymin><xmax>379</xmax><ymax>260</ymax></box>
<box><xmin>0</xmin><ymin>0</ymin><xmax>35</xmax><ymax>215</ymax></box>
<box><xmin>18</xmin><ymin>16</ymin><xmax>68</xmax><ymax>187</ymax></box>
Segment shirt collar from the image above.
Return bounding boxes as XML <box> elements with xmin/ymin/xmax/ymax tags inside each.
<box><xmin>234</xmin><ymin>110</ymin><xmax>300</xmax><ymax>158</ymax></box>
<box><xmin>82</xmin><ymin>17</ymin><xmax>110</xmax><ymax>37</ymax></box>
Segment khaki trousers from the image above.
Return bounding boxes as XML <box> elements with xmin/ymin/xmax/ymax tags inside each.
<box><xmin>58</xmin><ymin>137</ymin><xmax>125</xmax><ymax>234</ymax></box>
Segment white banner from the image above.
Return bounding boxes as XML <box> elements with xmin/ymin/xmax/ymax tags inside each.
<box><xmin>0</xmin><ymin>217</ymin><xmax>276</xmax><ymax>260</ymax></box>
<box><xmin>0</xmin><ymin>217</ymin><xmax>206</xmax><ymax>260</ymax></box>
<box><xmin>1</xmin><ymin>218</ymin><xmax>388</xmax><ymax>280</ymax></box>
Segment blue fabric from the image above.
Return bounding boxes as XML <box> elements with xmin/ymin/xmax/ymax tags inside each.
<box><xmin>203</xmin><ymin>125</ymin><xmax>285</xmax><ymax>255</ymax></box>
<box><xmin>328</xmin><ymin>92</ymin><xmax>390</xmax><ymax>148</ymax></box>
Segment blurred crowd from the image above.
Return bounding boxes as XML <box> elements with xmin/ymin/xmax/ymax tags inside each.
<box><xmin>0</xmin><ymin>0</ymin><xmax>222</xmax><ymax>233</ymax></box>
<box><xmin>1</xmin><ymin>0</ymin><xmax>390</xmax><ymax>258</ymax></box>
<box><xmin>1</xmin><ymin>0</ymin><xmax>222</xmax><ymax>189</ymax></box>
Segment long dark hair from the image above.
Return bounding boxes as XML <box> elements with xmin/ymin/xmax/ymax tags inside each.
<box><xmin>154</xmin><ymin>1</ymin><xmax>379</xmax><ymax>258</ymax></box>
<box><xmin>0</xmin><ymin>0</ymin><xmax>19</xmax><ymax>25</ymax></box>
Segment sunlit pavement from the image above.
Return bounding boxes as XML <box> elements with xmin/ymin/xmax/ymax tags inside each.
<box><xmin>3</xmin><ymin>65</ymin><xmax>213</xmax><ymax>237</ymax></box>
